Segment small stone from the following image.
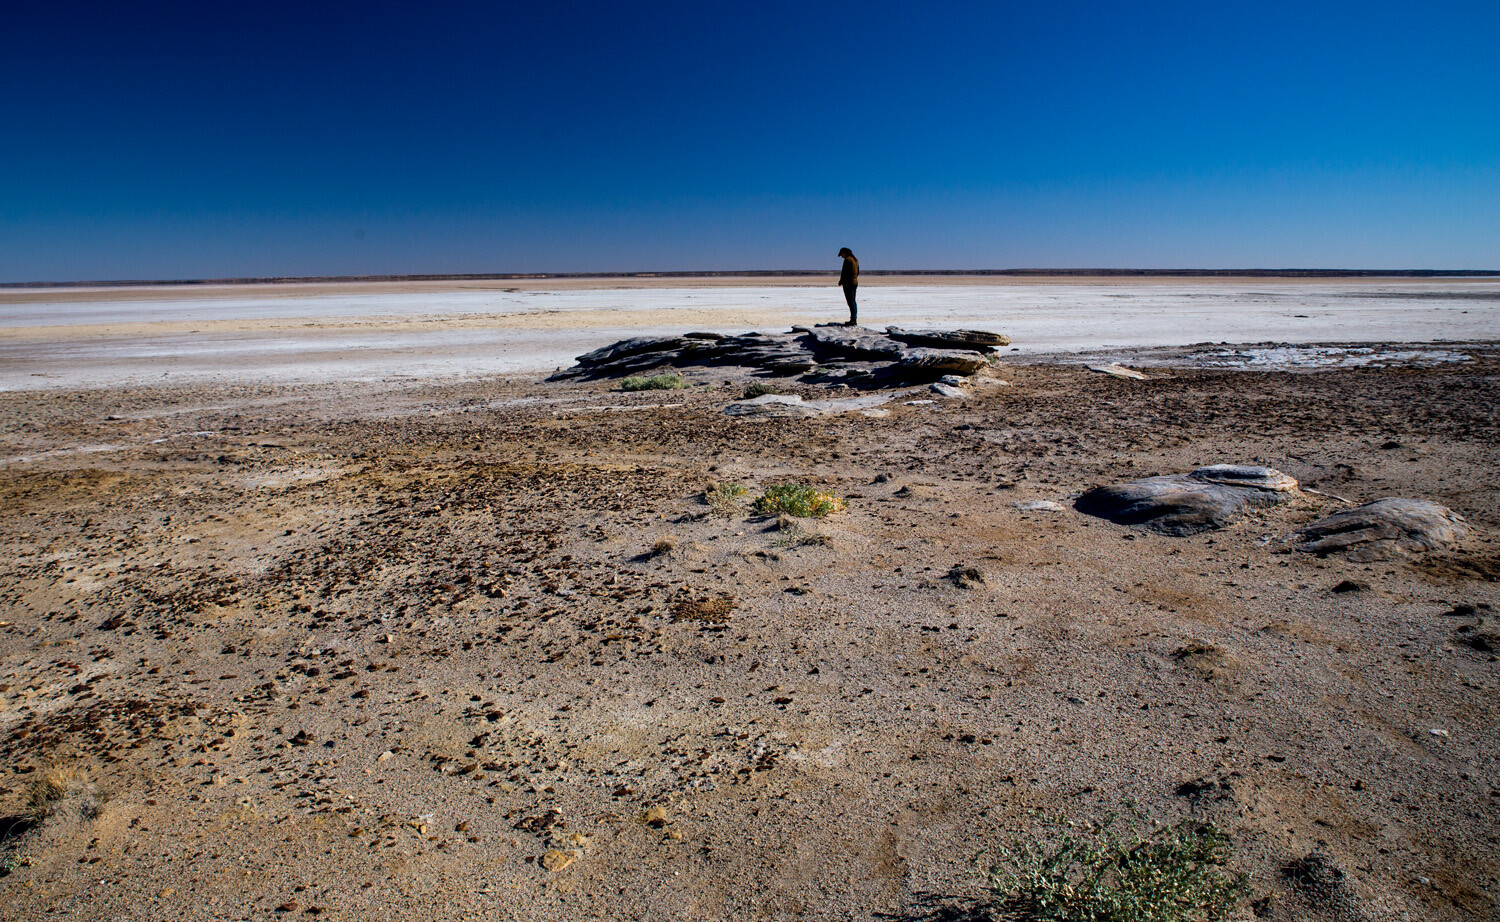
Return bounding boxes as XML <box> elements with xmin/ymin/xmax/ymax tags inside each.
<box><xmin>1014</xmin><ymin>500</ymin><xmax>1064</xmax><ymax>512</ymax></box>
<box><xmin>1331</xmin><ymin>580</ymin><xmax>1370</xmax><ymax>593</ymax></box>
<box><xmin>946</xmin><ymin>565</ymin><xmax>986</xmax><ymax>589</ymax></box>
<box><xmin>640</xmin><ymin>805</ymin><xmax>670</xmax><ymax>828</ymax></box>
<box><xmin>1429</xmin><ymin>728</ymin><xmax>1449</xmax><ymax>737</ymax></box>
<box><xmin>377</xmin><ymin>751</ymin><xmax>393</xmax><ymax>762</ymax></box>
<box><xmin>541</xmin><ymin>849</ymin><xmax>575</xmax><ymax>872</ymax></box>
<box><xmin>930</xmin><ymin>382</ymin><xmax>968</xmax><ymax>399</ymax></box>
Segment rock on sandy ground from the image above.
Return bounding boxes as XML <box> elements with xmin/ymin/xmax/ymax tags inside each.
<box><xmin>1</xmin><ymin>352</ymin><xmax>1498</xmax><ymax>921</ymax></box>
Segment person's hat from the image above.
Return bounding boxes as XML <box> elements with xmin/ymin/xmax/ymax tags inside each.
<box><xmin>838</xmin><ymin>247</ymin><xmax>854</xmax><ymax>257</ymax></box>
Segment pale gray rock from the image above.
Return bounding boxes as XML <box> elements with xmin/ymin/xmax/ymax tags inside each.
<box><xmin>1076</xmin><ymin>465</ymin><xmax>1300</xmax><ymax>535</ymax></box>
<box><xmin>1088</xmin><ymin>363</ymin><xmax>1149</xmax><ymax>380</ymax></box>
<box><xmin>723</xmin><ymin>395</ymin><xmax>820</xmax><ymax>418</ymax></box>
<box><xmin>724</xmin><ymin>393</ymin><xmax>897</xmax><ymax>419</ymax></box>
<box><xmin>1293</xmin><ymin>498</ymin><xmax>1469</xmax><ymax>561</ymax></box>
<box><xmin>929</xmin><ymin>382</ymin><xmax>968</xmax><ymax>399</ymax></box>
<box><xmin>1188</xmin><ymin>464</ymin><xmax>1299</xmax><ymax>492</ymax></box>
<box><xmin>1014</xmin><ymin>500</ymin><xmax>1065</xmax><ymax>512</ymax></box>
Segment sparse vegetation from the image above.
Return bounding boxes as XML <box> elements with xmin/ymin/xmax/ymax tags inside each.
<box><xmin>741</xmin><ymin>382</ymin><xmax>779</xmax><ymax>399</ymax></box>
<box><xmin>620</xmin><ymin>373</ymin><xmax>685</xmax><ymax>391</ymax></box>
<box><xmin>753</xmin><ymin>484</ymin><xmax>845</xmax><ymax>518</ymax></box>
<box><xmin>26</xmin><ymin>765</ymin><xmax>98</xmax><ymax>821</ymax></box>
<box><xmin>703</xmin><ymin>481</ymin><xmax>749</xmax><ymax>517</ymax></box>
<box><xmin>650</xmin><ymin>536</ymin><xmax>676</xmax><ymax>557</ymax></box>
<box><xmin>977</xmin><ymin>805</ymin><xmax>1248</xmax><ymax>922</ymax></box>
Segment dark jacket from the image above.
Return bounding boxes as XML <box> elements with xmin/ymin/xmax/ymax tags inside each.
<box><xmin>839</xmin><ymin>254</ymin><xmax>859</xmax><ymax>289</ymax></box>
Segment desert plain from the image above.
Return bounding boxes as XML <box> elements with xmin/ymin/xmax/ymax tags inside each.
<box><xmin>0</xmin><ymin>276</ymin><xmax>1497</xmax><ymax>921</ymax></box>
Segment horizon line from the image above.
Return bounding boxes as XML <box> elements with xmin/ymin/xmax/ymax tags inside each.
<box><xmin>5</xmin><ymin>268</ymin><xmax>1500</xmax><ymax>289</ymax></box>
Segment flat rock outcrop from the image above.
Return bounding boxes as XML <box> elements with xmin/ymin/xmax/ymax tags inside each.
<box><xmin>1291</xmin><ymin>498</ymin><xmax>1469</xmax><ymax>561</ymax></box>
<box><xmin>1075</xmin><ymin>464</ymin><xmax>1299</xmax><ymax>535</ymax></box>
<box><xmin>548</xmin><ymin>324</ymin><xmax>1006</xmax><ymax>385</ymax></box>
<box><xmin>885</xmin><ymin>326</ymin><xmax>1009</xmax><ymax>351</ymax></box>
<box><xmin>721</xmin><ymin>393</ymin><xmax>899</xmax><ymax>419</ymax></box>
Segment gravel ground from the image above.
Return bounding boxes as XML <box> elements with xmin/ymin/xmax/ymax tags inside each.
<box><xmin>1</xmin><ymin>347</ymin><xmax>1498</xmax><ymax>921</ymax></box>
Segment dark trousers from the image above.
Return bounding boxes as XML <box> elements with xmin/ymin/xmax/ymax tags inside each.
<box><xmin>842</xmin><ymin>285</ymin><xmax>857</xmax><ymax>324</ymax></box>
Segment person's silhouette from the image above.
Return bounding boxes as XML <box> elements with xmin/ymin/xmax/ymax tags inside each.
<box><xmin>837</xmin><ymin>248</ymin><xmax>859</xmax><ymax>326</ymax></box>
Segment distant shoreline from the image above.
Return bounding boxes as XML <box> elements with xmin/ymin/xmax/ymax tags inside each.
<box><xmin>5</xmin><ymin>267</ymin><xmax>1500</xmax><ymax>289</ymax></box>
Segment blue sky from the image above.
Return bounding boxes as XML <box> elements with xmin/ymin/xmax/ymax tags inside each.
<box><xmin>3</xmin><ymin>1</ymin><xmax>1497</xmax><ymax>280</ymax></box>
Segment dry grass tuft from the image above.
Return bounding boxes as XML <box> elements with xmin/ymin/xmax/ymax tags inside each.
<box><xmin>25</xmin><ymin>765</ymin><xmax>100</xmax><ymax>822</ymax></box>
<box><xmin>703</xmin><ymin>482</ymin><xmax>749</xmax><ymax>517</ymax></box>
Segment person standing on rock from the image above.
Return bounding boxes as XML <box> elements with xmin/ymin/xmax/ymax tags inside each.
<box><xmin>837</xmin><ymin>247</ymin><xmax>859</xmax><ymax>326</ymax></box>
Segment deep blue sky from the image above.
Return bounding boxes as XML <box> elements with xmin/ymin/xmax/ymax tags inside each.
<box><xmin>3</xmin><ymin>1</ymin><xmax>1497</xmax><ymax>280</ymax></box>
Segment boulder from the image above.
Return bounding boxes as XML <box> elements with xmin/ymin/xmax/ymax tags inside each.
<box><xmin>1292</xmin><ymin>498</ymin><xmax>1468</xmax><ymax>561</ymax></box>
<box><xmin>1076</xmin><ymin>465</ymin><xmax>1299</xmax><ymax>535</ymax></box>
<box><xmin>897</xmin><ymin>348</ymin><xmax>990</xmax><ymax>376</ymax></box>
<box><xmin>930</xmin><ymin>382</ymin><xmax>968</xmax><ymax>399</ymax></box>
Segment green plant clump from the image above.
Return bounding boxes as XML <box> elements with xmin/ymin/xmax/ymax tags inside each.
<box><xmin>753</xmin><ymin>484</ymin><xmax>845</xmax><ymax>518</ymax></box>
<box><xmin>741</xmin><ymin>382</ymin><xmax>779</xmax><ymax>399</ymax></box>
<box><xmin>621</xmin><ymin>373</ymin><xmax>685</xmax><ymax>391</ymax></box>
<box><xmin>977</xmin><ymin>807</ymin><xmax>1248</xmax><ymax>922</ymax></box>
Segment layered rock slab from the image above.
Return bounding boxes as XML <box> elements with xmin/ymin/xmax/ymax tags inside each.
<box><xmin>1292</xmin><ymin>498</ymin><xmax>1469</xmax><ymax>561</ymax></box>
<box><xmin>1075</xmin><ymin>465</ymin><xmax>1299</xmax><ymax>535</ymax></box>
<box><xmin>548</xmin><ymin>324</ymin><xmax>1004</xmax><ymax>384</ymax></box>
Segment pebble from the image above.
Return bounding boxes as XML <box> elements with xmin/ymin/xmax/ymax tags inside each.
<box><xmin>1014</xmin><ymin>500</ymin><xmax>1065</xmax><ymax>512</ymax></box>
<box><xmin>541</xmin><ymin>849</ymin><xmax>575</xmax><ymax>872</ymax></box>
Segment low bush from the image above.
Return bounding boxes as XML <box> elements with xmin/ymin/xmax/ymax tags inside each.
<box><xmin>741</xmin><ymin>382</ymin><xmax>779</xmax><ymax>399</ymax></box>
<box><xmin>621</xmin><ymin>374</ymin><xmax>685</xmax><ymax>391</ymax></box>
<box><xmin>976</xmin><ymin>805</ymin><xmax>1248</xmax><ymax>922</ymax></box>
<box><xmin>753</xmin><ymin>484</ymin><xmax>845</xmax><ymax>518</ymax></box>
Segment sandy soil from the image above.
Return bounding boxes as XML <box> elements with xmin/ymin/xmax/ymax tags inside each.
<box><xmin>1</xmin><ymin>344</ymin><xmax>1498</xmax><ymax>921</ymax></box>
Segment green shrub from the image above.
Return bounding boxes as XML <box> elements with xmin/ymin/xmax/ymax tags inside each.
<box><xmin>977</xmin><ymin>806</ymin><xmax>1248</xmax><ymax>922</ymax></box>
<box><xmin>753</xmin><ymin>484</ymin><xmax>845</xmax><ymax>518</ymax></box>
<box><xmin>741</xmin><ymin>382</ymin><xmax>779</xmax><ymax>399</ymax></box>
<box><xmin>621</xmin><ymin>373</ymin><xmax>685</xmax><ymax>391</ymax></box>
